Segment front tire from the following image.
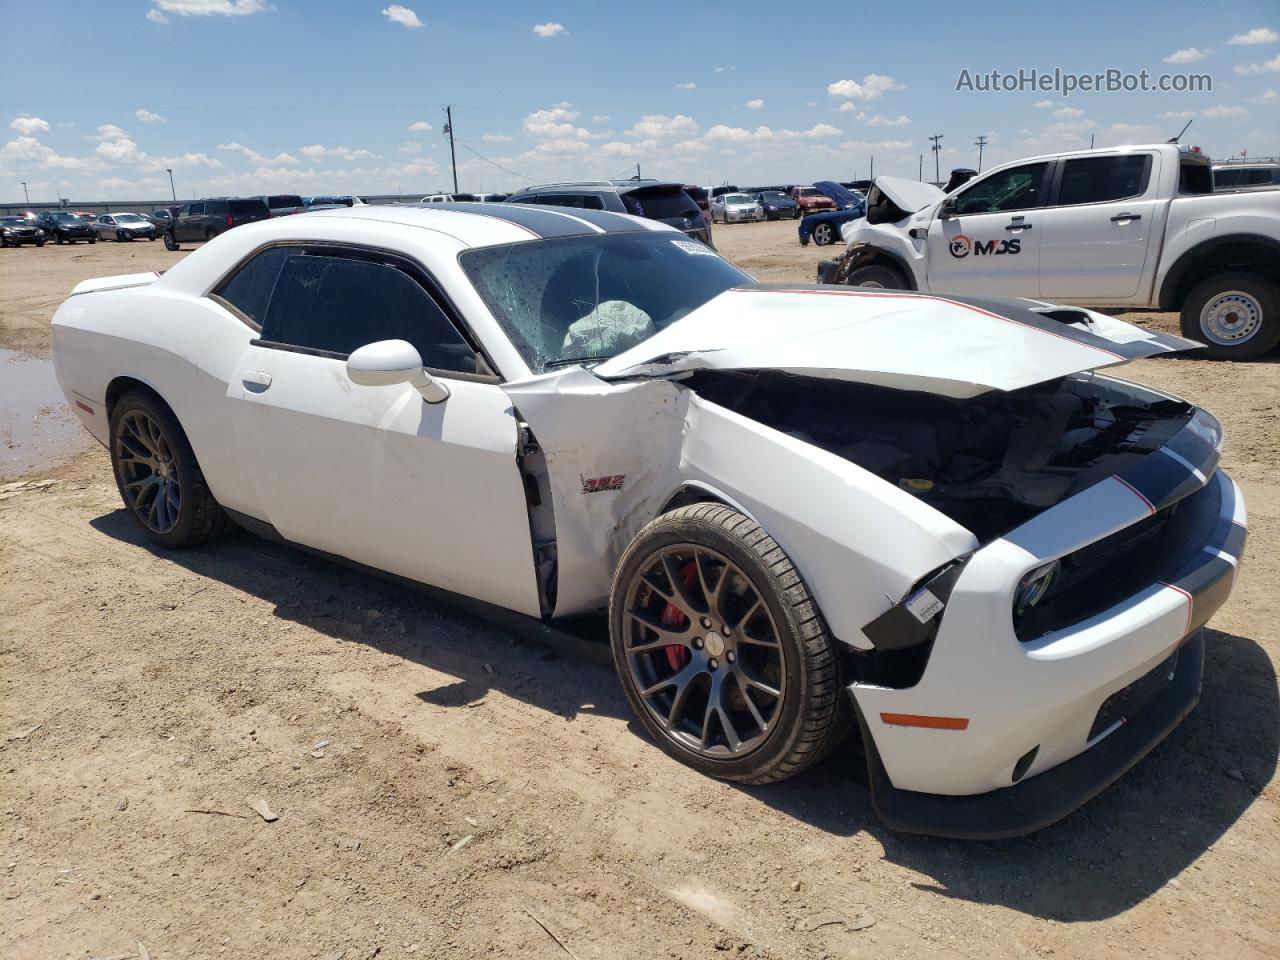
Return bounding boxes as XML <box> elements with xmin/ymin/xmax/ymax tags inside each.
<box><xmin>1179</xmin><ymin>271</ymin><xmax>1280</xmax><ymax>361</ymax></box>
<box><xmin>163</xmin><ymin>231</ymin><xmax>180</xmax><ymax>251</ymax></box>
<box><xmin>609</xmin><ymin>503</ymin><xmax>847</xmax><ymax>785</ymax></box>
<box><xmin>813</xmin><ymin>222</ymin><xmax>836</xmax><ymax>246</ymax></box>
<box><xmin>109</xmin><ymin>392</ymin><xmax>230</xmax><ymax>548</ymax></box>
<box><xmin>845</xmin><ymin>264</ymin><xmax>907</xmax><ymax>290</ymax></box>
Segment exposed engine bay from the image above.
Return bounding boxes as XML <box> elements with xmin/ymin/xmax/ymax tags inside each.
<box><xmin>686</xmin><ymin>370</ymin><xmax>1194</xmax><ymax>542</ymax></box>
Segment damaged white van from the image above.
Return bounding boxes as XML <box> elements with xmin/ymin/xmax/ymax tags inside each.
<box><xmin>51</xmin><ymin>202</ymin><xmax>1246</xmax><ymax>837</ymax></box>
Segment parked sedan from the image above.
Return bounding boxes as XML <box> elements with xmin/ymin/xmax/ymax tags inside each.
<box><xmin>797</xmin><ymin>181</ymin><xmax>866</xmax><ymax>247</ymax></box>
<box><xmin>36</xmin><ymin>212</ymin><xmax>97</xmax><ymax>244</ymax></box>
<box><xmin>753</xmin><ymin>190</ymin><xmax>798</xmax><ymax>221</ymax></box>
<box><xmin>0</xmin><ymin>216</ymin><xmax>46</xmax><ymax>247</ymax></box>
<box><xmin>51</xmin><ymin>204</ymin><xmax>1244</xmax><ymax>839</ymax></box>
<box><xmin>709</xmin><ymin>192</ymin><xmax>764</xmax><ymax>223</ymax></box>
<box><xmin>95</xmin><ymin>213</ymin><xmax>158</xmax><ymax>241</ymax></box>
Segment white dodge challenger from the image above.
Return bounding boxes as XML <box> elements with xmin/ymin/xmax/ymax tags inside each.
<box><xmin>51</xmin><ymin>203</ymin><xmax>1246</xmax><ymax>838</ymax></box>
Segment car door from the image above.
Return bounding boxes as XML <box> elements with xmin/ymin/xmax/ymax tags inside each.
<box><xmin>97</xmin><ymin>215</ymin><xmax>113</xmax><ymax>238</ymax></box>
<box><xmin>220</xmin><ymin>244</ymin><xmax>544</xmax><ymax>617</ymax></box>
<box><xmin>925</xmin><ymin>160</ymin><xmax>1050</xmax><ymax>297</ymax></box>
<box><xmin>1037</xmin><ymin>151</ymin><xmax>1160</xmax><ymax>301</ymax></box>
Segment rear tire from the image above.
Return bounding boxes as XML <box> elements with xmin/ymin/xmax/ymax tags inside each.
<box><xmin>845</xmin><ymin>264</ymin><xmax>907</xmax><ymax>290</ymax></box>
<box><xmin>1179</xmin><ymin>271</ymin><xmax>1280</xmax><ymax>361</ymax></box>
<box><xmin>609</xmin><ymin>503</ymin><xmax>849</xmax><ymax>785</ymax></box>
<box><xmin>109</xmin><ymin>391</ymin><xmax>231</xmax><ymax>549</ymax></box>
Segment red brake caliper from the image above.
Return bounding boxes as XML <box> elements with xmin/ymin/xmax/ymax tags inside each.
<box><xmin>661</xmin><ymin>562</ymin><xmax>697</xmax><ymax>671</ymax></box>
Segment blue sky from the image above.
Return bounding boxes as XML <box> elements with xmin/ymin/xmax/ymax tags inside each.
<box><xmin>1</xmin><ymin>0</ymin><xmax>1278</xmax><ymax>201</ymax></box>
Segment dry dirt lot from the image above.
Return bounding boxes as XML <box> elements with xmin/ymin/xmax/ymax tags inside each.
<box><xmin>1</xmin><ymin>222</ymin><xmax>1277</xmax><ymax>960</ymax></box>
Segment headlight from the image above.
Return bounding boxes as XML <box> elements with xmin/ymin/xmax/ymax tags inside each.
<box><xmin>1</xmin><ymin>228</ymin><xmax>12</xmax><ymax>236</ymax></box>
<box><xmin>35</xmin><ymin>228</ymin><xmax>44</xmax><ymax>236</ymax></box>
<box><xmin>1014</xmin><ymin>560</ymin><xmax>1060</xmax><ymax>616</ymax></box>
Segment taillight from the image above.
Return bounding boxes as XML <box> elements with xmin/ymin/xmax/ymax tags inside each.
<box><xmin>226</xmin><ymin>213</ymin><xmax>233</xmax><ymax>227</ymax></box>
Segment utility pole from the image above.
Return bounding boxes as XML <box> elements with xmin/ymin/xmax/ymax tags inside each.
<box><xmin>974</xmin><ymin>134</ymin><xmax>989</xmax><ymax>172</ymax></box>
<box><xmin>166</xmin><ymin>168</ymin><xmax>176</xmax><ymax>202</ymax></box>
<box><xmin>928</xmin><ymin>134</ymin><xmax>944</xmax><ymax>185</ymax></box>
<box><xmin>21</xmin><ymin>181</ymin><xmax>29</xmax><ymax>205</ymax></box>
<box><xmin>443</xmin><ymin>106</ymin><xmax>458</xmax><ymax>194</ymax></box>
<box><xmin>918</xmin><ymin>155</ymin><xmax>923</xmax><ymax>180</ymax></box>
<box><xmin>1090</xmin><ymin>134</ymin><xmax>1095</xmax><ymax>149</ymax></box>
<box><xmin>870</xmin><ymin>156</ymin><xmax>874</xmax><ymax>180</ymax></box>
<box><xmin>635</xmin><ymin>163</ymin><xmax>641</xmax><ymax>180</ymax></box>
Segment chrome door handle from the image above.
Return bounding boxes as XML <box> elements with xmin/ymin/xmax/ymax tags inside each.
<box><xmin>1110</xmin><ymin>213</ymin><xmax>1142</xmax><ymax>222</ymax></box>
<box><xmin>1005</xmin><ymin>222</ymin><xmax>1032</xmax><ymax>231</ymax></box>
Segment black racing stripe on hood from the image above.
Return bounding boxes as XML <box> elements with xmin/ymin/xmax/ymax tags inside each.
<box><xmin>939</xmin><ymin>293</ymin><xmax>1196</xmax><ymax>359</ymax></box>
<box><xmin>437</xmin><ymin>202</ymin><xmax>600</xmax><ymax>238</ymax></box>
<box><xmin>1115</xmin><ymin>410</ymin><xmax>1222</xmax><ymax>514</ymax></box>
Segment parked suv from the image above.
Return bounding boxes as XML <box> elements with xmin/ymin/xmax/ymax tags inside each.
<box><xmin>0</xmin><ymin>216</ymin><xmax>46</xmax><ymax>247</ymax></box>
<box><xmin>163</xmin><ymin>197</ymin><xmax>270</xmax><ymax>250</ymax></box>
<box><xmin>36</xmin><ymin>211</ymin><xmax>97</xmax><ymax>244</ymax></box>
<box><xmin>1213</xmin><ymin>163</ymin><xmax>1280</xmax><ymax>190</ymax></box>
<box><xmin>788</xmin><ymin>185</ymin><xmax>837</xmax><ymax>218</ymax></box>
<box><xmin>508</xmin><ymin>180</ymin><xmax>713</xmax><ymax>246</ymax></box>
<box><xmin>259</xmin><ymin>194</ymin><xmax>306</xmax><ymax>217</ymax></box>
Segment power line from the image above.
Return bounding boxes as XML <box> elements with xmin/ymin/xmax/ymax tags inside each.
<box><xmin>454</xmin><ymin>141</ymin><xmax>537</xmax><ymax>183</ymax></box>
<box><xmin>928</xmin><ymin>134</ymin><xmax>944</xmax><ymax>184</ymax></box>
<box><xmin>974</xmin><ymin>135</ymin><xmax>989</xmax><ymax>172</ymax></box>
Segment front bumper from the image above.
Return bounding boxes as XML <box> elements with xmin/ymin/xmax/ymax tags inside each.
<box><xmin>850</xmin><ymin>403</ymin><xmax>1246</xmax><ymax>837</ymax></box>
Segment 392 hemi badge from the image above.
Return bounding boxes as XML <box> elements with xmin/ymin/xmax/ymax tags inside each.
<box><xmin>582</xmin><ymin>474</ymin><xmax>626</xmax><ymax>494</ymax></box>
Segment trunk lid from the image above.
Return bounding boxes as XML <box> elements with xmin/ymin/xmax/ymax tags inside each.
<box><xmin>594</xmin><ymin>286</ymin><xmax>1198</xmax><ymax>399</ymax></box>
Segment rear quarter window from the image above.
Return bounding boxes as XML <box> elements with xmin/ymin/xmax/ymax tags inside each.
<box><xmin>621</xmin><ymin>188</ymin><xmax>699</xmax><ymax>219</ymax></box>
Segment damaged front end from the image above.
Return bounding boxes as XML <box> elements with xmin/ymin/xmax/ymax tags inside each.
<box><xmin>685</xmin><ymin>369</ymin><xmax>1197</xmax><ymax>545</ymax></box>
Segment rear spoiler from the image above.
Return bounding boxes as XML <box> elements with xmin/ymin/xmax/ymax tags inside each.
<box><xmin>69</xmin><ymin>272</ymin><xmax>161</xmax><ymax>296</ymax></box>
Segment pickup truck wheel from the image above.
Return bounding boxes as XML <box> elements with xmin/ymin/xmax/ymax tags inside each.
<box><xmin>610</xmin><ymin>503</ymin><xmax>848</xmax><ymax>785</ymax></box>
<box><xmin>109</xmin><ymin>392</ymin><xmax>230</xmax><ymax>548</ymax></box>
<box><xmin>163</xmin><ymin>232</ymin><xmax>180</xmax><ymax>251</ymax></box>
<box><xmin>845</xmin><ymin>264</ymin><xmax>907</xmax><ymax>290</ymax></box>
<box><xmin>1181</xmin><ymin>272</ymin><xmax>1280</xmax><ymax>361</ymax></box>
<box><xmin>813</xmin><ymin>222</ymin><xmax>836</xmax><ymax>246</ymax></box>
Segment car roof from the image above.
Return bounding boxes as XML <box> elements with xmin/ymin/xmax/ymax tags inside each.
<box><xmin>300</xmin><ymin>201</ymin><xmax>671</xmax><ymax>247</ymax></box>
<box><xmin>510</xmin><ymin>179</ymin><xmax>684</xmax><ymax>197</ymax></box>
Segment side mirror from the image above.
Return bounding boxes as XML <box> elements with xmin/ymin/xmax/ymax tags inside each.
<box><xmin>939</xmin><ymin>197</ymin><xmax>957</xmax><ymax>219</ymax></box>
<box><xmin>346</xmin><ymin>339</ymin><xmax>450</xmax><ymax>404</ymax></box>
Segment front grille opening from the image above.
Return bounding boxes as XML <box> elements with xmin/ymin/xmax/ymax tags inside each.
<box><xmin>1087</xmin><ymin>649</ymin><xmax>1179</xmax><ymax>743</ymax></box>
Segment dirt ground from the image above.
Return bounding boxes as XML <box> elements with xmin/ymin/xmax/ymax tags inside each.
<box><xmin>1</xmin><ymin>222</ymin><xmax>1277</xmax><ymax>960</ymax></box>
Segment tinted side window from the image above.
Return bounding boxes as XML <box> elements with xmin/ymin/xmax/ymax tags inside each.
<box><xmin>187</xmin><ymin>203</ymin><xmax>204</xmax><ymax>216</ymax></box>
<box><xmin>509</xmin><ymin>194</ymin><xmax>538</xmax><ymax>204</ymax></box>
<box><xmin>536</xmin><ymin>194</ymin><xmax>584</xmax><ymax>208</ymax></box>
<box><xmin>1057</xmin><ymin>155</ymin><xmax>1151</xmax><ymax>206</ymax></box>
<box><xmin>954</xmin><ymin>162</ymin><xmax>1050</xmax><ymax>215</ymax></box>
<box><xmin>214</xmin><ymin>245</ymin><xmax>301</xmax><ymax>326</ymax></box>
<box><xmin>259</xmin><ymin>254</ymin><xmax>479</xmax><ymax>373</ymax></box>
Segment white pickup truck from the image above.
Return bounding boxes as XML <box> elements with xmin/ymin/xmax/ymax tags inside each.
<box><xmin>817</xmin><ymin>144</ymin><xmax>1280</xmax><ymax>359</ymax></box>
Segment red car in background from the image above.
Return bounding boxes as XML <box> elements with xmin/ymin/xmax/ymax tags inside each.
<box><xmin>788</xmin><ymin>185</ymin><xmax>837</xmax><ymax>219</ymax></box>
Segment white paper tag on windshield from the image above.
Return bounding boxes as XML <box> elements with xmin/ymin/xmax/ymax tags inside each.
<box><xmin>904</xmin><ymin>588</ymin><xmax>944</xmax><ymax>624</ymax></box>
<box><xmin>672</xmin><ymin>239</ymin><xmax>716</xmax><ymax>256</ymax></box>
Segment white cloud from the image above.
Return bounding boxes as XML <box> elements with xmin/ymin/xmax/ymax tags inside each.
<box><xmin>381</xmin><ymin>4</ymin><xmax>423</xmax><ymax>28</ymax></box>
<box><xmin>532</xmin><ymin>21</ymin><xmax>564</xmax><ymax>38</ymax></box>
<box><xmin>827</xmin><ymin>73</ymin><xmax>901</xmax><ymax>101</ymax></box>
<box><xmin>147</xmin><ymin>0</ymin><xmax>268</xmax><ymax>21</ymax></box>
<box><xmin>675</xmin><ymin>82</ymin><xmax>696</xmax><ymax>90</ymax></box>
<box><xmin>1229</xmin><ymin>27</ymin><xmax>1279</xmax><ymax>45</ymax></box>
<box><xmin>704</xmin><ymin>123</ymin><xmax>841</xmax><ymax>144</ymax></box>
<box><xmin>1053</xmin><ymin>106</ymin><xmax>1085</xmax><ymax>118</ymax></box>
<box><xmin>1202</xmin><ymin>104</ymin><xmax>1248</xmax><ymax>118</ymax></box>
<box><xmin>591</xmin><ymin>115</ymin><xmax>610</xmax><ymax>123</ymax></box>
<box><xmin>745</xmin><ymin>99</ymin><xmax>764</xmax><ymax>109</ymax></box>
<box><xmin>90</xmin><ymin>124</ymin><xmax>130</xmax><ymax>142</ymax></box>
<box><xmin>625</xmin><ymin>114</ymin><xmax>699</xmax><ymax>140</ymax></box>
<box><xmin>10</xmin><ymin>116</ymin><xmax>50</xmax><ymax>136</ymax></box>
<box><xmin>523</xmin><ymin>104</ymin><xmax>596</xmax><ymax>140</ymax></box>
<box><xmin>838</xmin><ymin>139</ymin><xmax>913</xmax><ymax>152</ymax></box>
<box><xmin>217</xmin><ymin>142</ymin><xmax>297</xmax><ymax>164</ymax></box>
<box><xmin>864</xmin><ymin>114</ymin><xmax>911</xmax><ymax>127</ymax></box>
<box><xmin>299</xmin><ymin>144</ymin><xmax>379</xmax><ymax>160</ymax></box>
<box><xmin>1236</xmin><ymin>54</ymin><xmax>1280</xmax><ymax>74</ymax></box>
<box><xmin>99</xmin><ymin>177</ymin><xmax>132</xmax><ymax>190</ymax></box>
<box><xmin>0</xmin><ymin>135</ymin><xmax>95</xmax><ymax>171</ymax></box>
<box><xmin>714</xmin><ymin>65</ymin><xmax>736</xmax><ymax>73</ymax></box>
<box><xmin>135</xmin><ymin>109</ymin><xmax>166</xmax><ymax>124</ymax></box>
<box><xmin>407</xmin><ymin>121</ymin><xmax>433</xmax><ymax>132</ymax></box>
<box><xmin>398</xmin><ymin>141</ymin><xmax>422</xmax><ymax>154</ymax></box>
<box><xmin>1163</xmin><ymin>47</ymin><xmax>1209</xmax><ymax>64</ymax></box>
<box><xmin>481</xmin><ymin>133</ymin><xmax>513</xmax><ymax>143</ymax></box>
<box><xmin>1249</xmin><ymin>88</ymin><xmax>1280</xmax><ymax>104</ymax></box>
<box><xmin>1159</xmin><ymin>110</ymin><xmax>1197</xmax><ymax>119</ymax></box>
<box><xmin>703</xmin><ymin>124</ymin><xmax>752</xmax><ymax>143</ymax></box>
<box><xmin>96</xmin><ymin>138</ymin><xmax>146</xmax><ymax>165</ymax></box>
<box><xmin>1032</xmin><ymin>99</ymin><xmax>1056</xmax><ymax>108</ymax></box>
<box><xmin>1044</xmin><ymin>118</ymin><xmax>1096</xmax><ymax>134</ymax></box>
<box><xmin>153</xmin><ymin>151</ymin><xmax>222</xmax><ymax>170</ymax></box>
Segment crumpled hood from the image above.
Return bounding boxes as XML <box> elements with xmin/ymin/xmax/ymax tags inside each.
<box><xmin>593</xmin><ymin>286</ymin><xmax>1198</xmax><ymax>399</ymax></box>
<box><xmin>872</xmin><ymin>176</ymin><xmax>945</xmax><ymax>214</ymax></box>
